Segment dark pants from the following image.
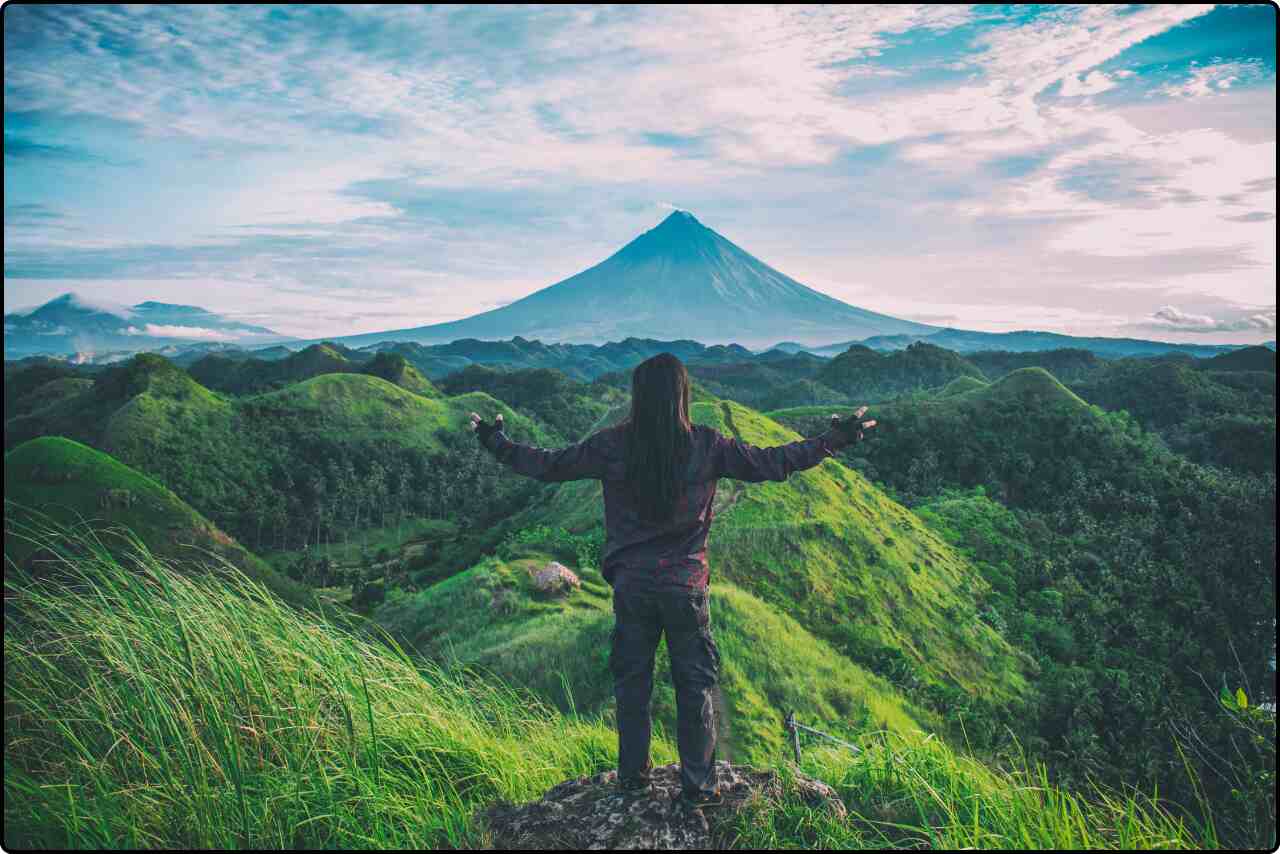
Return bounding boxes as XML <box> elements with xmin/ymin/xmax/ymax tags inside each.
<box><xmin>609</xmin><ymin>585</ymin><xmax>721</xmax><ymax>796</ymax></box>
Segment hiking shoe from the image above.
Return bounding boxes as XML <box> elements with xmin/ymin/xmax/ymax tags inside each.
<box><xmin>673</xmin><ymin>788</ymin><xmax>723</xmax><ymax>811</ymax></box>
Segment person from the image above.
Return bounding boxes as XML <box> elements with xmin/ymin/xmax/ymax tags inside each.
<box><xmin>469</xmin><ymin>352</ymin><xmax>875</xmax><ymax>811</ymax></box>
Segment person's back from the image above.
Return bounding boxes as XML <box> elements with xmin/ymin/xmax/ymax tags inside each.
<box><xmin>470</xmin><ymin>352</ymin><xmax>874</xmax><ymax>810</ymax></box>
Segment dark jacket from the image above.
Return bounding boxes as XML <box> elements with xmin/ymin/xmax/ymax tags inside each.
<box><xmin>479</xmin><ymin>420</ymin><xmax>852</xmax><ymax>592</ymax></box>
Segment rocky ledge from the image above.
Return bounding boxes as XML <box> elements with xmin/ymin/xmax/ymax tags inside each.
<box><xmin>482</xmin><ymin>760</ymin><xmax>846</xmax><ymax>850</ymax></box>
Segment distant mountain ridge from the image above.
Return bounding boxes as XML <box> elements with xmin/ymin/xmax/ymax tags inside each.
<box><xmin>3</xmin><ymin>292</ymin><xmax>291</xmax><ymax>359</ymax></box>
<box><xmin>321</xmin><ymin>211</ymin><xmax>937</xmax><ymax>349</ymax></box>
<box><xmin>6</xmin><ymin>211</ymin><xmax>1266</xmax><ymax>362</ymax></box>
<box><xmin>815</xmin><ymin>327</ymin><xmax>1246</xmax><ymax>359</ymax></box>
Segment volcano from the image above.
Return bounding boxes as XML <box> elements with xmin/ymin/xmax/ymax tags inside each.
<box><xmin>333</xmin><ymin>211</ymin><xmax>935</xmax><ymax>349</ymax></box>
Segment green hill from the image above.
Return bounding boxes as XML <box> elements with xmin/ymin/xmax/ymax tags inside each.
<box><xmin>3</xmin><ymin>437</ymin><xmax>313</xmax><ymax>610</ymax></box>
<box><xmin>360</xmin><ymin>352</ymin><xmax>440</xmax><ymax>397</ymax></box>
<box><xmin>756</xmin><ymin>377</ymin><xmax>847</xmax><ymax>410</ymax></box>
<box><xmin>770</xmin><ymin>364</ymin><xmax>1275</xmax><ymax>834</ymax></box>
<box><xmin>3</xmin><ymin>359</ymin><xmax>92</xmax><ymax>416</ymax></box>
<box><xmin>1066</xmin><ymin>358</ymin><xmax>1275</xmax><ymax>472</ymax></box>
<box><xmin>965</xmin><ymin>348</ymin><xmax>1104</xmax><ymax>383</ymax></box>
<box><xmin>934</xmin><ymin>375</ymin><xmax>989</xmax><ymax>398</ymax></box>
<box><xmin>375</xmin><ymin>551</ymin><xmax>938</xmax><ymax>765</ymax></box>
<box><xmin>186</xmin><ymin>342</ymin><xmax>368</xmax><ymax>395</ymax></box>
<box><xmin>6</xmin><ymin>353</ymin><xmax>234</xmax><ymax>455</ymax></box>
<box><xmin>187</xmin><ymin>345</ymin><xmax>442</xmax><ymax>399</ymax></box>
<box><xmin>439</xmin><ymin>364</ymin><xmax>625</xmax><ymax>441</ymax></box>
<box><xmin>955</xmin><ymin>366</ymin><xmax>1089</xmax><ymax>408</ymax></box>
<box><xmin>4</xmin><ymin>354</ymin><xmax>562</xmax><ymax>560</ymax></box>
<box><xmin>818</xmin><ymin>341</ymin><xmax>986</xmax><ymax>402</ymax></box>
<box><xmin>5</xmin><ymin>376</ymin><xmax>94</xmax><ymax>419</ymax></box>
<box><xmin>682</xmin><ymin>358</ymin><xmax>828</xmax><ymax>408</ymax></box>
<box><xmin>1196</xmin><ymin>344</ymin><xmax>1276</xmax><ymax>373</ymax></box>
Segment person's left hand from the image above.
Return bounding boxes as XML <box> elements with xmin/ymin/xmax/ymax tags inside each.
<box><xmin>469</xmin><ymin>411</ymin><xmax>504</xmax><ymax>443</ymax></box>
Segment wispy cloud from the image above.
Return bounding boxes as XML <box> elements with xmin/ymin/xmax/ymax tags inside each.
<box><xmin>1159</xmin><ymin>60</ymin><xmax>1269</xmax><ymax>98</ymax></box>
<box><xmin>1144</xmin><ymin>304</ymin><xmax>1276</xmax><ymax>333</ymax></box>
<box><xmin>123</xmin><ymin>323</ymin><xmax>237</xmax><ymax>341</ymax></box>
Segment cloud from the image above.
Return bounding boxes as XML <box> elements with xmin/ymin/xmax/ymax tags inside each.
<box><xmin>124</xmin><ymin>323</ymin><xmax>237</xmax><ymax>340</ymax></box>
<box><xmin>3</xmin><ymin>134</ymin><xmax>102</xmax><ymax>162</ymax></box>
<box><xmin>1145</xmin><ymin>304</ymin><xmax>1276</xmax><ymax>333</ymax></box>
<box><xmin>1222</xmin><ymin>211</ymin><xmax>1275</xmax><ymax>223</ymax></box>
<box><xmin>1060</xmin><ymin>70</ymin><xmax>1117</xmax><ymax>97</ymax></box>
<box><xmin>1159</xmin><ymin>60</ymin><xmax>1268</xmax><ymax>99</ymax></box>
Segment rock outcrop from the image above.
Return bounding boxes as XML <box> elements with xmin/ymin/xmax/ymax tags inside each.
<box><xmin>530</xmin><ymin>561</ymin><xmax>581</xmax><ymax>596</ymax></box>
<box><xmin>482</xmin><ymin>760</ymin><xmax>845</xmax><ymax>850</ymax></box>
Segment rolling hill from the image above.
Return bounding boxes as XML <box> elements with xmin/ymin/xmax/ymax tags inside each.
<box><xmin>817</xmin><ymin>341</ymin><xmax>988</xmax><ymax>402</ymax></box>
<box><xmin>187</xmin><ymin>344</ymin><xmax>438</xmax><ymax>397</ymax></box>
<box><xmin>3</xmin><ymin>353</ymin><xmax>561</xmax><ymax>558</ymax></box>
<box><xmin>769</xmin><ymin>366</ymin><xmax>1275</xmax><ymax>813</ymax></box>
<box><xmin>3</xmin><ymin>436</ymin><xmax>313</xmax><ymax>609</ymax></box>
<box><xmin>374</xmin><ymin>551</ymin><xmax>939</xmax><ymax>766</ymax></box>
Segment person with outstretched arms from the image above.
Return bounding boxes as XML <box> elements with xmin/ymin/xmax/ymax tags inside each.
<box><xmin>470</xmin><ymin>352</ymin><xmax>875</xmax><ymax>811</ymax></box>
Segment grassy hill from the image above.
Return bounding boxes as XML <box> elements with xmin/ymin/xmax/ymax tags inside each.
<box><xmin>438</xmin><ymin>364</ymin><xmax>625</xmax><ymax>441</ymax></box>
<box><xmin>934</xmin><ymin>375</ymin><xmax>989</xmax><ymax>398</ymax></box>
<box><xmin>3</xmin><ymin>437</ymin><xmax>314</xmax><ymax>610</ymax></box>
<box><xmin>1065</xmin><ymin>358</ymin><xmax>1274</xmax><ymax>472</ymax></box>
<box><xmin>1196</xmin><ymin>344</ymin><xmax>1276</xmax><ymax>373</ymax></box>
<box><xmin>360</xmin><ymin>352</ymin><xmax>440</xmax><ymax>397</ymax></box>
<box><xmin>186</xmin><ymin>343</ymin><xmax>441</xmax><ymax>398</ymax></box>
<box><xmin>374</xmin><ymin>551</ymin><xmax>939</xmax><ymax>766</ymax></box>
<box><xmin>4</xmin><ymin>354</ymin><xmax>561</xmax><ymax>560</ymax></box>
<box><xmin>3</xmin><ymin>523</ymin><xmax>1212</xmax><ymax>849</ymax></box>
<box><xmin>818</xmin><ymin>342</ymin><xmax>987</xmax><ymax>402</ymax></box>
<box><xmin>965</xmin><ymin>348</ymin><xmax>1104</xmax><ymax>383</ymax></box>
<box><xmin>489</xmin><ymin>395</ymin><xmax>1035</xmax><ymax>735</ymax></box>
<box><xmin>770</xmin><ymin>366</ymin><xmax>1276</xmax><ymax>840</ymax></box>
<box><xmin>5</xmin><ymin>375</ymin><xmax>94</xmax><ymax>419</ymax></box>
<box><xmin>756</xmin><ymin>376</ymin><xmax>848</xmax><ymax>410</ymax></box>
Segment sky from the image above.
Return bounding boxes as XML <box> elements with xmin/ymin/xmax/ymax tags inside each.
<box><xmin>3</xmin><ymin>3</ymin><xmax>1276</xmax><ymax>344</ymax></box>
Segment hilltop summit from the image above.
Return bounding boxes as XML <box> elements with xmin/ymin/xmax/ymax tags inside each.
<box><xmin>331</xmin><ymin>211</ymin><xmax>935</xmax><ymax>349</ymax></box>
<box><xmin>483</xmin><ymin>761</ymin><xmax>845</xmax><ymax>849</ymax></box>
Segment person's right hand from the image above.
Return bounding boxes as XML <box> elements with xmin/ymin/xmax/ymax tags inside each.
<box><xmin>469</xmin><ymin>411</ymin><xmax>504</xmax><ymax>444</ymax></box>
<box><xmin>830</xmin><ymin>406</ymin><xmax>876</xmax><ymax>443</ymax></box>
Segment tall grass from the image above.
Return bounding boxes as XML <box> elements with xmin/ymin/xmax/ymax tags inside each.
<box><xmin>5</xmin><ymin>520</ymin><xmax>1222</xmax><ymax>849</ymax></box>
<box><xmin>722</xmin><ymin>733</ymin><xmax>1216</xmax><ymax>850</ymax></box>
<box><xmin>4</xmin><ymin>524</ymin><xmax>620</xmax><ymax>849</ymax></box>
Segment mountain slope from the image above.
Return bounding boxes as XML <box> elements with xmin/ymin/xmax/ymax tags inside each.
<box><xmin>329</xmin><ymin>211</ymin><xmax>935</xmax><ymax>349</ymax></box>
<box><xmin>768</xmin><ymin>365</ymin><xmax>1276</xmax><ymax>830</ymax></box>
<box><xmin>3</xmin><ymin>437</ymin><xmax>313</xmax><ymax>609</ymax></box>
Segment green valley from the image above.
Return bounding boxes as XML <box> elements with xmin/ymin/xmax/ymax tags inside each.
<box><xmin>4</xmin><ymin>337</ymin><xmax>1274</xmax><ymax>850</ymax></box>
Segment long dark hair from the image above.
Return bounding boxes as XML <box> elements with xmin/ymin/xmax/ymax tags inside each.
<box><xmin>624</xmin><ymin>353</ymin><xmax>693</xmax><ymax>522</ymax></box>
